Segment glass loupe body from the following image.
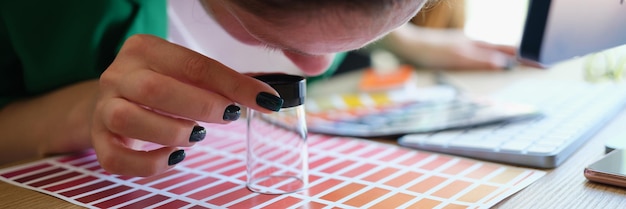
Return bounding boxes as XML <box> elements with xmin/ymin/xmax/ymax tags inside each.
<box><xmin>247</xmin><ymin>74</ymin><xmax>308</xmax><ymax>194</ymax></box>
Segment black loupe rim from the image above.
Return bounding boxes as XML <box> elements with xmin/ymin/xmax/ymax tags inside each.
<box><xmin>253</xmin><ymin>73</ymin><xmax>306</xmax><ymax>108</ymax></box>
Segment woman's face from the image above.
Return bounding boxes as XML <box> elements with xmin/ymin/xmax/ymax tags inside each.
<box><xmin>203</xmin><ymin>0</ymin><xmax>424</xmax><ymax>75</ymax></box>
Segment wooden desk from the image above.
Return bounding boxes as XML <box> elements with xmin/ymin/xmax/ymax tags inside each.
<box><xmin>424</xmin><ymin>59</ymin><xmax>626</xmax><ymax>208</ymax></box>
<box><xmin>308</xmin><ymin>58</ymin><xmax>626</xmax><ymax>208</ymax></box>
<box><xmin>2</xmin><ymin>58</ymin><xmax>626</xmax><ymax>208</ymax></box>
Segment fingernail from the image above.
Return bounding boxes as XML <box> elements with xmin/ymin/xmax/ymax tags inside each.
<box><xmin>223</xmin><ymin>105</ymin><xmax>241</xmax><ymax>121</ymax></box>
<box><xmin>189</xmin><ymin>125</ymin><xmax>206</xmax><ymax>142</ymax></box>
<box><xmin>168</xmin><ymin>150</ymin><xmax>186</xmax><ymax>165</ymax></box>
<box><xmin>256</xmin><ymin>92</ymin><xmax>283</xmax><ymax>112</ymax></box>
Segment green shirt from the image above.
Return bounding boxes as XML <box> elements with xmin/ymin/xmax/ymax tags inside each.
<box><xmin>0</xmin><ymin>0</ymin><xmax>167</xmax><ymax>108</ymax></box>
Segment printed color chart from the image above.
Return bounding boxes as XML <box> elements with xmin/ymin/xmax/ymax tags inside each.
<box><xmin>0</xmin><ymin>121</ymin><xmax>545</xmax><ymax>209</ymax></box>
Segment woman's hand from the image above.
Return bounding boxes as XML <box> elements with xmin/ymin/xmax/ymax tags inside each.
<box><xmin>383</xmin><ymin>24</ymin><xmax>517</xmax><ymax>70</ymax></box>
<box><xmin>92</xmin><ymin>34</ymin><xmax>283</xmax><ymax>176</ymax></box>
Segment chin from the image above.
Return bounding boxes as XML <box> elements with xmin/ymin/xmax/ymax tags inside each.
<box><xmin>302</xmin><ymin>69</ymin><xmax>329</xmax><ymax>76</ymax></box>
<box><xmin>284</xmin><ymin>52</ymin><xmax>334</xmax><ymax>76</ymax></box>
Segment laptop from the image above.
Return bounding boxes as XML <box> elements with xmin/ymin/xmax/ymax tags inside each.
<box><xmin>518</xmin><ymin>0</ymin><xmax>626</xmax><ymax>67</ymax></box>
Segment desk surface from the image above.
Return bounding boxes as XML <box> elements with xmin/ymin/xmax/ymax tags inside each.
<box><xmin>2</xmin><ymin>58</ymin><xmax>626</xmax><ymax>208</ymax></box>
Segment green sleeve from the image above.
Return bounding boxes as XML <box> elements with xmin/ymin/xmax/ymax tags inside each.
<box><xmin>0</xmin><ymin>0</ymin><xmax>166</xmax><ymax>108</ymax></box>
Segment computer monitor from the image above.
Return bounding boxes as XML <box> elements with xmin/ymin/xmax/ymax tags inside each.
<box><xmin>518</xmin><ymin>0</ymin><xmax>626</xmax><ymax>67</ymax></box>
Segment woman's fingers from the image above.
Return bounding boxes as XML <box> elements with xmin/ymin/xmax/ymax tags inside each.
<box><xmin>114</xmin><ymin>70</ymin><xmax>241</xmax><ymax>123</ymax></box>
<box><xmin>91</xmin><ymin>127</ymin><xmax>184</xmax><ymax>177</ymax></box>
<box><xmin>116</xmin><ymin>34</ymin><xmax>283</xmax><ymax>114</ymax></box>
<box><xmin>474</xmin><ymin>41</ymin><xmax>518</xmax><ymax>56</ymax></box>
<box><xmin>92</xmin><ymin>97</ymin><xmax>195</xmax><ymax>177</ymax></box>
<box><xmin>462</xmin><ymin>48</ymin><xmax>512</xmax><ymax>70</ymax></box>
<box><xmin>92</xmin><ymin>34</ymin><xmax>290</xmax><ymax>176</ymax></box>
<box><xmin>99</xmin><ymin>97</ymin><xmax>206</xmax><ymax>147</ymax></box>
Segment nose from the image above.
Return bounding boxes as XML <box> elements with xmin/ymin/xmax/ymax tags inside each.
<box><xmin>283</xmin><ymin>51</ymin><xmax>335</xmax><ymax>76</ymax></box>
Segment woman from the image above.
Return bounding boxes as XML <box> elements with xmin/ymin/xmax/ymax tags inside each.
<box><xmin>0</xmin><ymin>0</ymin><xmax>426</xmax><ymax>176</ymax></box>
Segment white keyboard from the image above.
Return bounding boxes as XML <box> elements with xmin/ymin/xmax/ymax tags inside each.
<box><xmin>398</xmin><ymin>79</ymin><xmax>626</xmax><ymax>168</ymax></box>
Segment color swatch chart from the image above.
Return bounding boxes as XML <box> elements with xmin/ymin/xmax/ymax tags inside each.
<box><xmin>0</xmin><ymin>121</ymin><xmax>545</xmax><ymax>209</ymax></box>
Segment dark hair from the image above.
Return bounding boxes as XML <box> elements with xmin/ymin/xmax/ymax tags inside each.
<box><xmin>231</xmin><ymin>0</ymin><xmax>428</xmax><ymax>26</ymax></box>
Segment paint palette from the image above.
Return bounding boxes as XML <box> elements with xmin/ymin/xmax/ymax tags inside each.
<box><xmin>306</xmin><ymin>87</ymin><xmax>541</xmax><ymax>137</ymax></box>
<box><xmin>0</xmin><ymin>121</ymin><xmax>545</xmax><ymax>209</ymax></box>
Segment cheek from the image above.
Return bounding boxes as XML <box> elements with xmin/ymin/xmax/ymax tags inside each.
<box><xmin>283</xmin><ymin>51</ymin><xmax>334</xmax><ymax>76</ymax></box>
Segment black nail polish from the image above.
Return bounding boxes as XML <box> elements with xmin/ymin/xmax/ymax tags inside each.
<box><xmin>168</xmin><ymin>150</ymin><xmax>186</xmax><ymax>165</ymax></box>
<box><xmin>256</xmin><ymin>92</ymin><xmax>283</xmax><ymax>112</ymax></box>
<box><xmin>223</xmin><ymin>105</ymin><xmax>241</xmax><ymax>121</ymax></box>
<box><xmin>189</xmin><ymin>126</ymin><xmax>206</xmax><ymax>142</ymax></box>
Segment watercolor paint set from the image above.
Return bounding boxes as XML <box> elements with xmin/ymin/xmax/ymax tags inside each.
<box><xmin>306</xmin><ymin>87</ymin><xmax>541</xmax><ymax>137</ymax></box>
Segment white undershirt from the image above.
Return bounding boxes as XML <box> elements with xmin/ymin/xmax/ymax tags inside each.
<box><xmin>166</xmin><ymin>0</ymin><xmax>301</xmax><ymax>75</ymax></box>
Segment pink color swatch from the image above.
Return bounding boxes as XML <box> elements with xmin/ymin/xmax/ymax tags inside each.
<box><xmin>0</xmin><ymin>121</ymin><xmax>544</xmax><ymax>208</ymax></box>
